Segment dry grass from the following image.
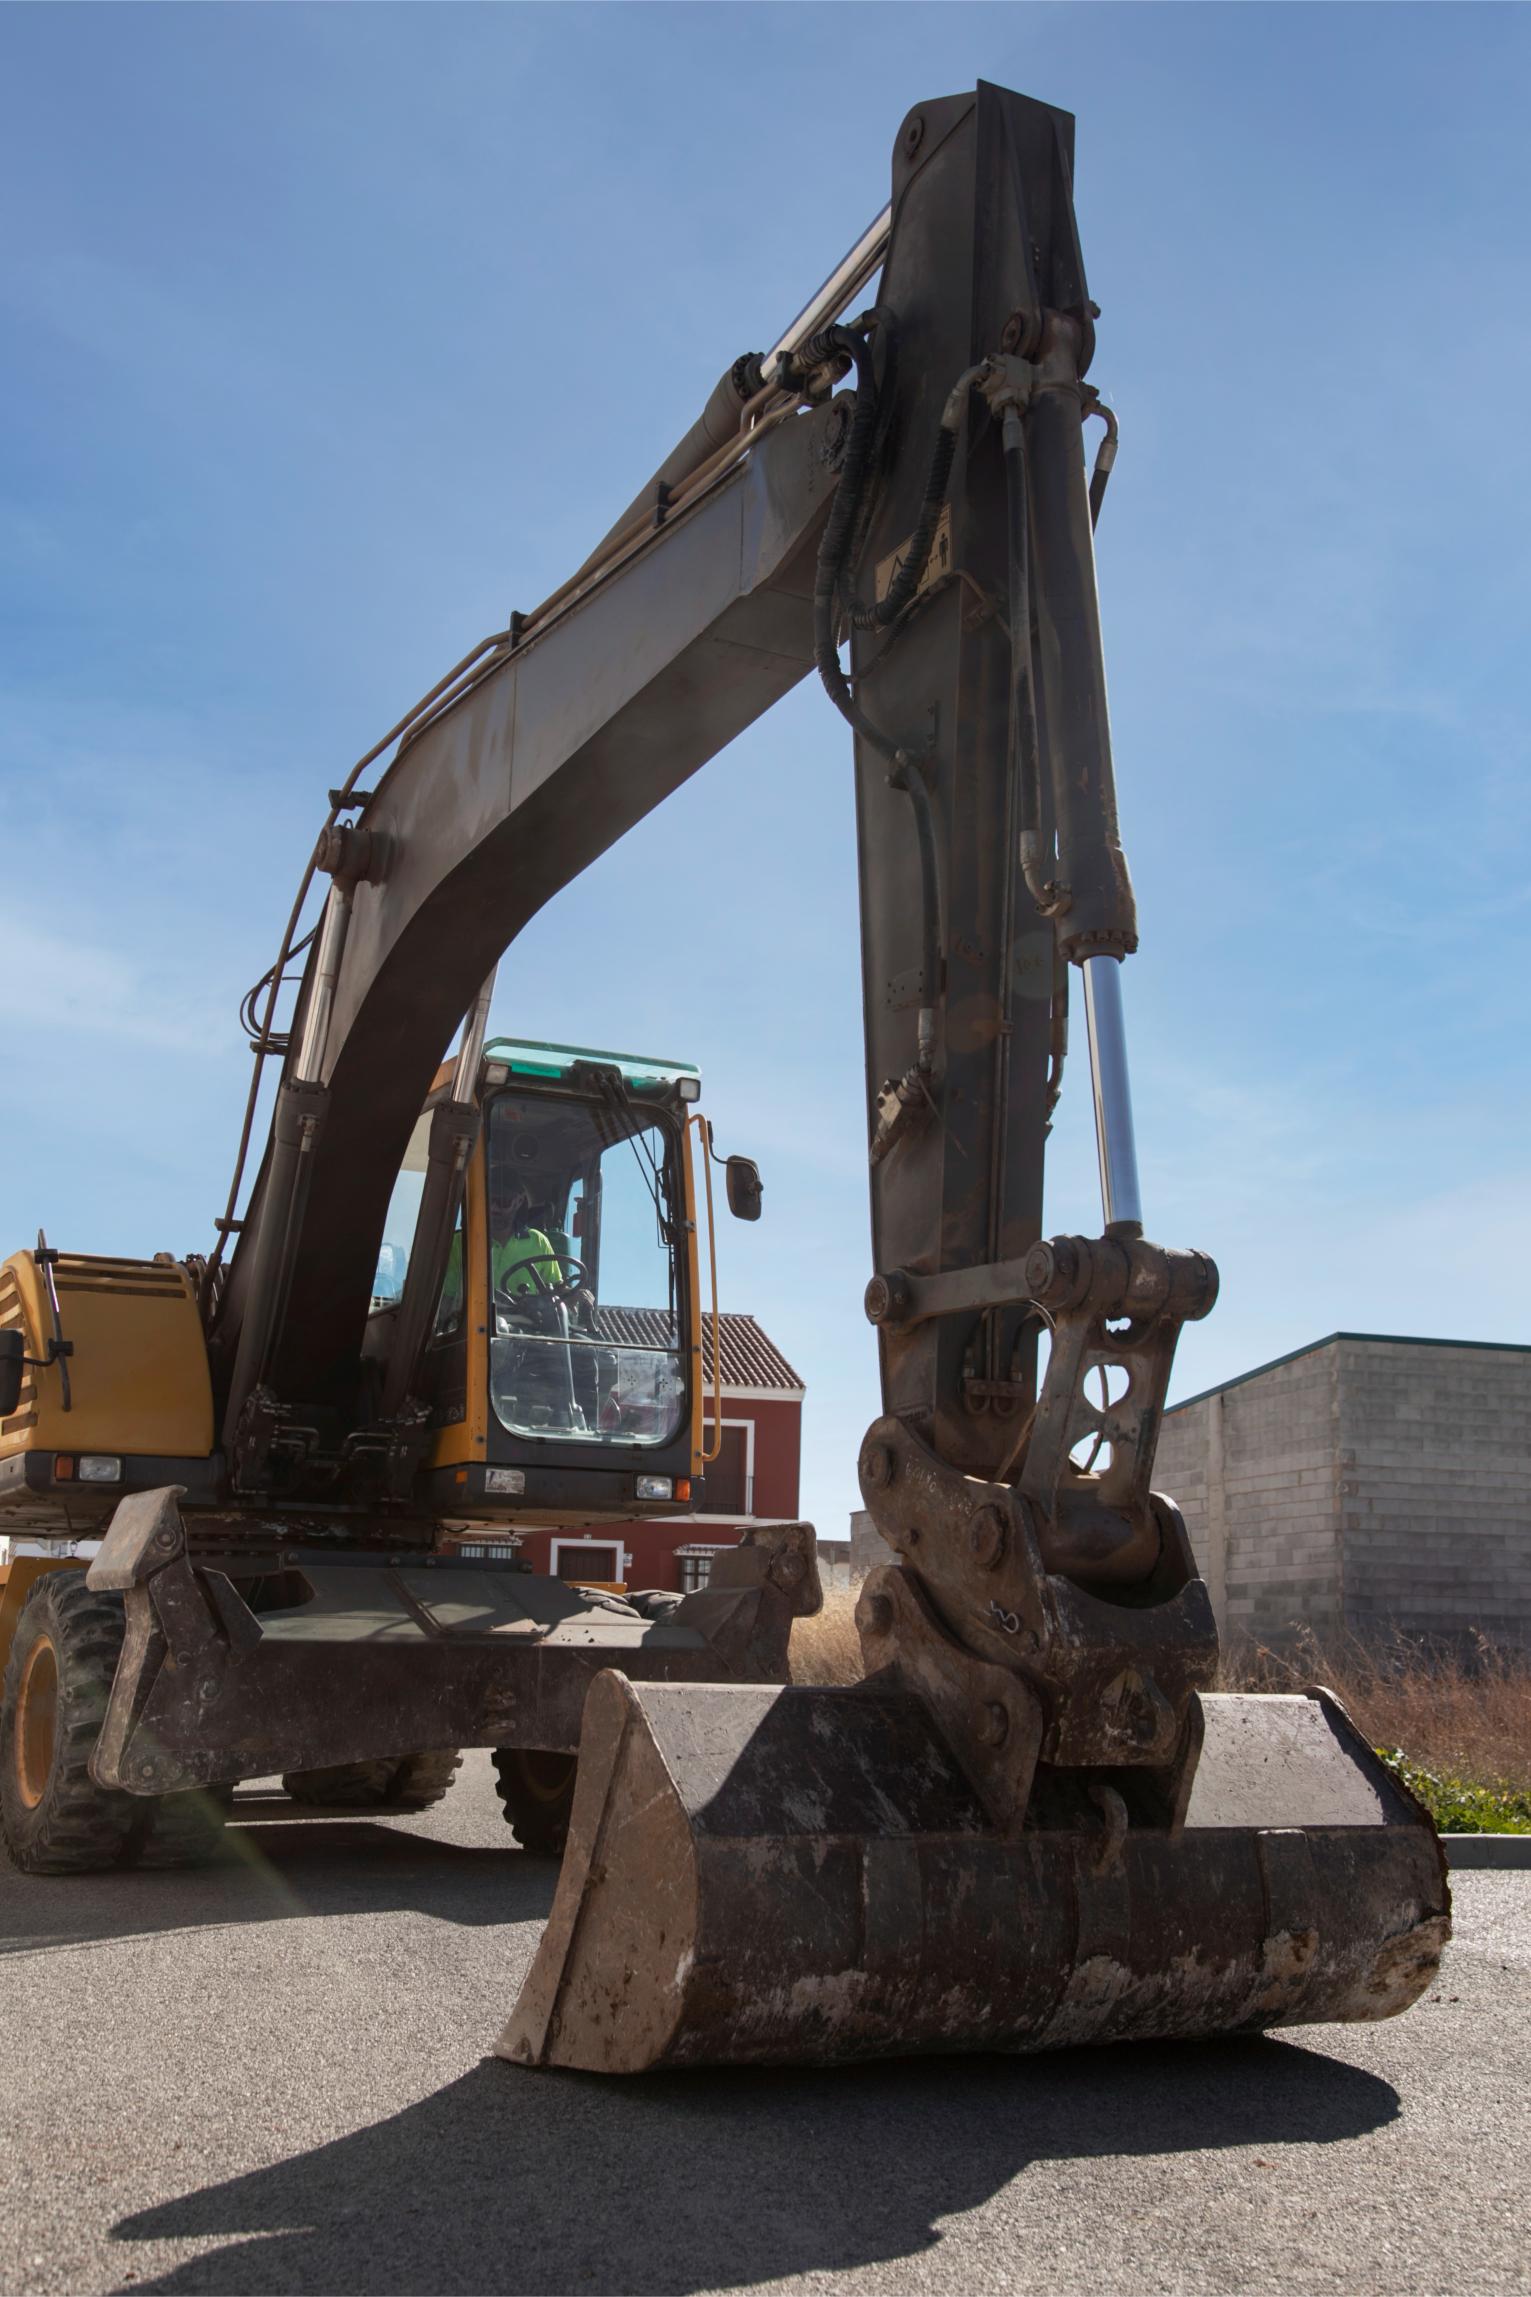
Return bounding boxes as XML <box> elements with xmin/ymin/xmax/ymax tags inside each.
<box><xmin>790</xmin><ymin>1587</ymin><xmax>865</xmax><ymax>1685</ymax></box>
<box><xmin>792</xmin><ymin>1589</ymin><xmax>1531</xmax><ymax>1791</ymax></box>
<box><xmin>1222</xmin><ymin>1626</ymin><xmax>1531</xmax><ymax>1792</ymax></box>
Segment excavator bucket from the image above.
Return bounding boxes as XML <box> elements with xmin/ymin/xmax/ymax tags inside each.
<box><xmin>499</xmin><ymin>1669</ymin><xmax>1448</xmax><ymax>2073</ymax></box>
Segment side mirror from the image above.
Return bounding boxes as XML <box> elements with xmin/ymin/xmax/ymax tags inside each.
<box><xmin>725</xmin><ymin>1156</ymin><xmax>763</xmax><ymax>1223</ymax></box>
<box><xmin>0</xmin><ymin>1329</ymin><xmax>24</xmax><ymax>1420</ymax></box>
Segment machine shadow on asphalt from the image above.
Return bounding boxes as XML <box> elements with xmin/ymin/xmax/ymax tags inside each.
<box><xmin>0</xmin><ymin>1815</ymin><xmax>557</xmax><ymax>1956</ymax></box>
<box><xmin>108</xmin><ymin>2040</ymin><xmax>1402</xmax><ymax>2296</ymax></box>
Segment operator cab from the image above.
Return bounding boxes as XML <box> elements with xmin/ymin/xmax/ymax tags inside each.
<box><xmin>484</xmin><ymin>1058</ymin><xmax>688</xmax><ymax>1452</ymax></box>
<box><xmin>370</xmin><ymin>1038</ymin><xmax>752</xmax><ymax>1526</ymax></box>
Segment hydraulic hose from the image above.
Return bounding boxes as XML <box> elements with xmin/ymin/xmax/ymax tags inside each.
<box><xmin>804</xmin><ymin>323</ymin><xmax>881</xmax><ymax>692</ymax></box>
<box><xmin>803</xmin><ymin>331</ymin><xmax>911</xmax><ymax>775</ymax></box>
<box><xmin>1002</xmin><ymin>407</ymin><xmax>1064</xmax><ymax>920</ymax></box>
<box><xmin>849</xmin><ymin>361</ymin><xmax>988</xmax><ymax>633</ymax></box>
<box><xmin>887</xmin><ymin>754</ymin><xmax>942</xmax><ymax>1066</ymax></box>
<box><xmin>1086</xmin><ymin>401</ymin><xmax>1118</xmax><ymax>529</ymax></box>
<box><xmin>805</xmin><ymin>323</ymin><xmax>944</xmax><ymax>1058</ymax></box>
<box><xmin>851</xmin><ymin>421</ymin><xmax>957</xmax><ymax>631</ymax></box>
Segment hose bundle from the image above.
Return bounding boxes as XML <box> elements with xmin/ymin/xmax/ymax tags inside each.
<box><xmin>806</xmin><ymin>326</ymin><xmax>988</xmax><ymax>1056</ymax></box>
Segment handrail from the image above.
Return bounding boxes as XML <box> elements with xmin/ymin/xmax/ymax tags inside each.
<box><xmin>691</xmin><ymin>1115</ymin><xmax>724</xmax><ymax>1466</ymax></box>
<box><xmin>33</xmin><ymin>1231</ymin><xmax>73</xmax><ymax>1414</ymax></box>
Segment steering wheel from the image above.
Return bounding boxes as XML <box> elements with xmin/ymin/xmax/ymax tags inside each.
<box><xmin>495</xmin><ymin>1253</ymin><xmax>589</xmax><ymax>1312</ymax></box>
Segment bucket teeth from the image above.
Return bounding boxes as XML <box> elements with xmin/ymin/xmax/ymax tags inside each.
<box><xmin>498</xmin><ymin>1674</ymin><xmax>1450</xmax><ymax>2075</ymax></box>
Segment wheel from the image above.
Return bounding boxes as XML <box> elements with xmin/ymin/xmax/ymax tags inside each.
<box><xmin>0</xmin><ymin>1571</ymin><xmax>232</xmax><ymax>1875</ymax></box>
<box><xmin>0</xmin><ymin>1571</ymin><xmax>138</xmax><ymax>1873</ymax></box>
<box><xmin>492</xmin><ymin>1747</ymin><xmax>578</xmax><ymax>1856</ymax></box>
<box><xmin>281</xmin><ymin>1749</ymin><xmax>462</xmax><ymax>1810</ymax></box>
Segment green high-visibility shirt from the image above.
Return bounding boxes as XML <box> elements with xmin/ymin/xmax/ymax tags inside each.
<box><xmin>493</xmin><ymin>1227</ymin><xmax>559</xmax><ymax>1297</ymax></box>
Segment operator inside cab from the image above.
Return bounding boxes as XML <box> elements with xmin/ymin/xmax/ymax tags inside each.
<box><xmin>490</xmin><ymin>1176</ymin><xmax>562</xmax><ymax>1300</ymax></box>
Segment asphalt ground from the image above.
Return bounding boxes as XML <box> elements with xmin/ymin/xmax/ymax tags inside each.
<box><xmin>1</xmin><ymin>1752</ymin><xmax>1526</xmax><ymax>2297</ymax></box>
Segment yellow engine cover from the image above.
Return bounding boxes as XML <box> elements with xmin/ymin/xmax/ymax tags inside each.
<box><xmin>0</xmin><ymin>1250</ymin><xmax>214</xmax><ymax>1462</ymax></box>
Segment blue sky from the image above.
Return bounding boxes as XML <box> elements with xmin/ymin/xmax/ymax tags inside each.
<box><xmin>4</xmin><ymin>4</ymin><xmax>1528</xmax><ymax>1542</ymax></box>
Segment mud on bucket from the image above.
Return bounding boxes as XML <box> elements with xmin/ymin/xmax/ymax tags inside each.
<box><xmin>497</xmin><ymin>1671</ymin><xmax>1448</xmax><ymax>2075</ymax></box>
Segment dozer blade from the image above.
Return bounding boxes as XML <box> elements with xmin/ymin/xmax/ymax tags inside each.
<box><xmin>83</xmin><ymin>1491</ymin><xmax>819</xmax><ymax>1795</ymax></box>
<box><xmin>499</xmin><ymin>1673</ymin><xmax>1449</xmax><ymax>2073</ymax></box>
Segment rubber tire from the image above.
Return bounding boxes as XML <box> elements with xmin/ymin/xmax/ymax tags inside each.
<box><xmin>1</xmin><ymin>1572</ymin><xmax>139</xmax><ymax>1874</ymax></box>
<box><xmin>0</xmin><ymin>1573</ymin><xmax>231</xmax><ymax>1874</ymax></box>
<box><xmin>492</xmin><ymin>1747</ymin><xmax>578</xmax><ymax>1856</ymax></box>
<box><xmin>281</xmin><ymin>1750</ymin><xmax>462</xmax><ymax>1810</ymax></box>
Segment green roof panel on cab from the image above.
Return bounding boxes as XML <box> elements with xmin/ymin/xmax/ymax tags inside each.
<box><xmin>482</xmin><ymin>1038</ymin><xmax>701</xmax><ymax>1093</ymax></box>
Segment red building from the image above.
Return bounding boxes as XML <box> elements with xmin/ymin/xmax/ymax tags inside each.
<box><xmin>508</xmin><ymin>1312</ymin><xmax>805</xmax><ymax>1592</ymax></box>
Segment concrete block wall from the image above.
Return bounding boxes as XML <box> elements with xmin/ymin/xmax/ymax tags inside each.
<box><xmin>1155</xmin><ymin>1335</ymin><xmax>1531</xmax><ymax>1650</ymax></box>
<box><xmin>849</xmin><ymin>1508</ymin><xmax>895</xmax><ymax>1580</ymax></box>
<box><xmin>1335</xmin><ymin>1339</ymin><xmax>1531</xmax><ymax>1645</ymax></box>
<box><xmin>1156</xmin><ymin>1344</ymin><xmax>1344</xmax><ymax>1644</ymax></box>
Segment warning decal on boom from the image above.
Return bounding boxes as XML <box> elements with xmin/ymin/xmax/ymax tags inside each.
<box><xmin>875</xmin><ymin>502</ymin><xmax>951</xmax><ymax>607</ymax></box>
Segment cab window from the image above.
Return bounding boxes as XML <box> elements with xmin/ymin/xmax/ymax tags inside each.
<box><xmin>485</xmin><ymin>1089</ymin><xmax>685</xmax><ymax>1448</ymax></box>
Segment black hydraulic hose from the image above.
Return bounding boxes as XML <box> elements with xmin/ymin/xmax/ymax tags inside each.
<box><xmin>805</xmin><ymin>326</ymin><xmax>879</xmax><ymax>617</ymax></box>
<box><xmin>888</xmin><ymin>752</ymin><xmax>942</xmax><ymax>1043</ymax></box>
<box><xmin>808</xmin><ymin>332</ymin><xmax>901</xmax><ymax>757</ymax></box>
<box><xmin>806</xmin><ymin>324</ymin><xmax>944</xmax><ymax>1041</ymax></box>
<box><xmin>1003</xmin><ymin>413</ymin><xmax>1041</xmax><ymax>856</ymax></box>
<box><xmin>1045</xmin><ymin>938</ymin><xmax>1069</xmax><ymax>1122</ymax></box>
<box><xmin>850</xmin><ymin>420</ymin><xmax>958</xmax><ymax>631</ymax></box>
<box><xmin>1002</xmin><ymin>408</ymin><xmax>1062</xmax><ymax>919</ymax></box>
<box><xmin>1086</xmin><ymin>402</ymin><xmax>1118</xmax><ymax>529</ymax></box>
<box><xmin>1088</xmin><ymin>462</ymin><xmax>1109</xmax><ymax>529</ymax></box>
<box><xmin>238</xmin><ymin>925</ymin><xmax>318</xmax><ymax>1051</ymax></box>
<box><xmin>849</xmin><ymin>357</ymin><xmax>995</xmax><ymax>635</ymax></box>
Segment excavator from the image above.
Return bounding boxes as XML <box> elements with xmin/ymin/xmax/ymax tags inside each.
<box><xmin>0</xmin><ymin>81</ymin><xmax>1448</xmax><ymax>2069</ymax></box>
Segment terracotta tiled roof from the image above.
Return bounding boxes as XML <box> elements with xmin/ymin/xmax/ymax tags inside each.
<box><xmin>706</xmin><ymin>1312</ymin><xmax>805</xmax><ymax>1393</ymax></box>
<box><xmin>591</xmin><ymin>1307</ymin><xmax>804</xmax><ymax>1393</ymax></box>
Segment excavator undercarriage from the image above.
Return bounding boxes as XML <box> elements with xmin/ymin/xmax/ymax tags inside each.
<box><xmin>0</xmin><ymin>78</ymin><xmax>1448</xmax><ymax>2069</ymax></box>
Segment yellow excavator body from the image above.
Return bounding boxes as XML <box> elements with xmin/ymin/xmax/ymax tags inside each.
<box><xmin>0</xmin><ymin>1253</ymin><xmax>214</xmax><ymax>1521</ymax></box>
<box><xmin>0</xmin><ymin>1250</ymin><xmax>216</xmax><ymax>1682</ymax></box>
<box><xmin>0</xmin><ymin>1250</ymin><xmax>214</xmax><ymax>1469</ymax></box>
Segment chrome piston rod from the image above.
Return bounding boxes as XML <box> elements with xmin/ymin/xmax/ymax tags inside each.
<box><xmin>1081</xmin><ymin>953</ymin><xmax>1143</xmax><ymax>1233</ymax></box>
<box><xmin>450</xmin><ymin>969</ymin><xmax>497</xmax><ymax>1102</ymax></box>
<box><xmin>759</xmin><ymin>204</ymin><xmax>892</xmax><ymax>385</ymax></box>
<box><xmin>292</xmin><ymin>883</ymin><xmax>354</xmax><ymax>1085</ymax></box>
<box><xmin>577</xmin><ymin>203</ymin><xmax>891</xmax><ymax>580</ymax></box>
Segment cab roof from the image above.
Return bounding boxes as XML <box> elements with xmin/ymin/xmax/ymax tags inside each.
<box><xmin>481</xmin><ymin>1037</ymin><xmax>700</xmax><ymax>1092</ymax></box>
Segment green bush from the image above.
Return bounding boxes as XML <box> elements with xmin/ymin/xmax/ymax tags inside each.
<box><xmin>1376</xmin><ymin>1747</ymin><xmax>1531</xmax><ymax>1834</ymax></box>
